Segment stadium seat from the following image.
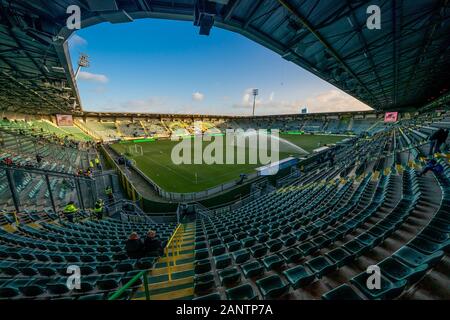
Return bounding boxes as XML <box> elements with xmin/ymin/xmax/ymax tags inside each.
<box><xmin>195</xmin><ymin>259</ymin><xmax>212</xmax><ymax>274</ymax></box>
<box><xmin>194</xmin><ymin>273</ymin><xmax>215</xmax><ymax>293</ymax></box>
<box><xmin>394</xmin><ymin>245</ymin><xmax>445</xmax><ymax>267</ymax></box>
<box><xmin>225</xmin><ymin>283</ymin><xmax>258</xmax><ymax>300</ymax></box>
<box><xmin>282</xmin><ymin>265</ymin><xmax>315</xmax><ymax>289</ymax></box>
<box><xmin>377</xmin><ymin>257</ymin><xmax>429</xmax><ymax>284</ymax></box>
<box><xmin>262</xmin><ymin>254</ymin><xmax>284</xmax><ymax>270</ymax></box>
<box><xmin>195</xmin><ymin>248</ymin><xmax>209</xmax><ymax>260</ymax></box>
<box><xmin>256</xmin><ymin>275</ymin><xmax>289</xmax><ymax>299</ymax></box>
<box><xmin>214</xmin><ymin>254</ymin><xmax>232</xmax><ymax>269</ymax></box>
<box><xmin>306</xmin><ymin>256</ymin><xmax>337</xmax><ymax>278</ymax></box>
<box><xmin>218</xmin><ymin>267</ymin><xmax>241</xmax><ymax>287</ymax></box>
<box><xmin>250</xmin><ymin>244</ymin><xmax>268</xmax><ymax>258</ymax></box>
<box><xmin>325</xmin><ymin>247</ymin><xmax>355</xmax><ymax>268</ymax></box>
<box><xmin>232</xmin><ymin>249</ymin><xmax>250</xmax><ymax>264</ymax></box>
<box><xmin>0</xmin><ymin>287</ymin><xmax>20</xmax><ymax>299</ymax></box>
<box><xmin>241</xmin><ymin>261</ymin><xmax>264</xmax><ymax>278</ymax></box>
<box><xmin>351</xmin><ymin>272</ymin><xmax>407</xmax><ymax>300</ymax></box>
<box><xmin>322</xmin><ymin>284</ymin><xmax>363</xmax><ymax>300</ymax></box>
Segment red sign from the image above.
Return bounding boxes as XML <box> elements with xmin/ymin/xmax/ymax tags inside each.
<box><xmin>56</xmin><ymin>114</ymin><xmax>73</xmax><ymax>126</ymax></box>
<box><xmin>384</xmin><ymin>112</ymin><xmax>398</xmax><ymax>123</ymax></box>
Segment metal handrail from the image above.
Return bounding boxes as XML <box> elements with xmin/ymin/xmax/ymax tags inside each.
<box><xmin>165</xmin><ymin>223</ymin><xmax>184</xmax><ymax>282</ymax></box>
<box><xmin>108</xmin><ymin>269</ymin><xmax>150</xmax><ymax>300</ymax></box>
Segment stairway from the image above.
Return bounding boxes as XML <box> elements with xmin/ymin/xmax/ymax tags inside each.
<box><xmin>132</xmin><ymin>222</ymin><xmax>196</xmax><ymax>300</ymax></box>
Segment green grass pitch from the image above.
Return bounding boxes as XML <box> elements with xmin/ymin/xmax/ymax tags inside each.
<box><xmin>111</xmin><ymin>134</ymin><xmax>346</xmax><ymax>193</ymax></box>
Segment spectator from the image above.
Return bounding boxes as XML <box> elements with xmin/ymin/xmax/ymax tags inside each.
<box><xmin>125</xmin><ymin>232</ymin><xmax>144</xmax><ymax>259</ymax></box>
<box><xmin>429</xmin><ymin>128</ymin><xmax>449</xmax><ymax>155</ymax></box>
<box><xmin>35</xmin><ymin>154</ymin><xmax>43</xmax><ymax>165</ymax></box>
<box><xmin>3</xmin><ymin>157</ymin><xmax>13</xmax><ymax>166</ymax></box>
<box><xmin>95</xmin><ymin>157</ymin><xmax>101</xmax><ymax>170</ymax></box>
<box><xmin>105</xmin><ymin>185</ymin><xmax>114</xmax><ymax>202</ymax></box>
<box><xmin>63</xmin><ymin>201</ymin><xmax>78</xmax><ymax>223</ymax></box>
<box><xmin>93</xmin><ymin>199</ymin><xmax>104</xmax><ymax>220</ymax></box>
<box><xmin>143</xmin><ymin>230</ymin><xmax>164</xmax><ymax>257</ymax></box>
<box><xmin>418</xmin><ymin>159</ymin><xmax>444</xmax><ymax>177</ymax></box>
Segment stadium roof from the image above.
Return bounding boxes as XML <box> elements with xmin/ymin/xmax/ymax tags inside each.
<box><xmin>0</xmin><ymin>0</ymin><xmax>449</xmax><ymax>115</ymax></box>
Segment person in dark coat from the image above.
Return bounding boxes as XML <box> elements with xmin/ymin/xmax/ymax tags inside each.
<box><xmin>125</xmin><ymin>232</ymin><xmax>144</xmax><ymax>259</ymax></box>
<box><xmin>429</xmin><ymin>128</ymin><xmax>449</xmax><ymax>155</ymax></box>
<box><xmin>143</xmin><ymin>230</ymin><xmax>164</xmax><ymax>257</ymax></box>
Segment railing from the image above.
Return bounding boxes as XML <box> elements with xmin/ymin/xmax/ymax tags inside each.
<box><xmin>108</xmin><ymin>269</ymin><xmax>150</xmax><ymax>300</ymax></box>
<box><xmin>165</xmin><ymin>223</ymin><xmax>184</xmax><ymax>282</ymax></box>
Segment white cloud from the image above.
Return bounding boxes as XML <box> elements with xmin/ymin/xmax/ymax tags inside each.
<box><xmin>68</xmin><ymin>34</ymin><xmax>87</xmax><ymax>48</ymax></box>
<box><xmin>233</xmin><ymin>88</ymin><xmax>372</xmax><ymax>115</ymax></box>
<box><xmin>78</xmin><ymin>71</ymin><xmax>109</xmax><ymax>84</ymax></box>
<box><xmin>192</xmin><ymin>92</ymin><xmax>205</xmax><ymax>102</ymax></box>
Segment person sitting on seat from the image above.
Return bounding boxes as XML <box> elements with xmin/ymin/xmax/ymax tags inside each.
<box><xmin>143</xmin><ymin>230</ymin><xmax>164</xmax><ymax>257</ymax></box>
<box><xmin>93</xmin><ymin>199</ymin><xmax>104</xmax><ymax>220</ymax></box>
<box><xmin>126</xmin><ymin>232</ymin><xmax>144</xmax><ymax>259</ymax></box>
<box><xmin>63</xmin><ymin>201</ymin><xmax>78</xmax><ymax>223</ymax></box>
<box><xmin>418</xmin><ymin>159</ymin><xmax>444</xmax><ymax>177</ymax></box>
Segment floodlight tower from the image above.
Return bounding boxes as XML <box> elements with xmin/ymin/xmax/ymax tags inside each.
<box><xmin>75</xmin><ymin>53</ymin><xmax>90</xmax><ymax>79</ymax></box>
<box><xmin>252</xmin><ymin>88</ymin><xmax>259</xmax><ymax>117</ymax></box>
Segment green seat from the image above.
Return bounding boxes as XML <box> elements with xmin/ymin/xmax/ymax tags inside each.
<box><xmin>282</xmin><ymin>265</ymin><xmax>315</xmax><ymax>289</ymax></box>
<box><xmin>194</xmin><ymin>273</ymin><xmax>215</xmax><ymax>293</ymax></box>
<box><xmin>280</xmin><ymin>235</ymin><xmax>296</xmax><ymax>247</ymax></box>
<box><xmin>214</xmin><ymin>254</ymin><xmax>232</xmax><ymax>269</ymax></box>
<box><xmin>322</xmin><ymin>284</ymin><xmax>363</xmax><ymax>300</ymax></box>
<box><xmin>393</xmin><ymin>246</ymin><xmax>444</xmax><ymax>267</ymax></box>
<box><xmin>195</xmin><ymin>241</ymin><xmax>207</xmax><ymax>250</ymax></box>
<box><xmin>280</xmin><ymin>248</ymin><xmax>302</xmax><ymax>263</ymax></box>
<box><xmin>218</xmin><ymin>267</ymin><xmax>241</xmax><ymax>287</ymax></box>
<box><xmin>355</xmin><ymin>233</ymin><xmax>381</xmax><ymax>249</ymax></box>
<box><xmin>194</xmin><ymin>248</ymin><xmax>209</xmax><ymax>260</ymax></box>
<box><xmin>226</xmin><ymin>283</ymin><xmax>258</xmax><ymax>300</ymax></box>
<box><xmin>343</xmin><ymin>240</ymin><xmax>367</xmax><ymax>256</ymax></box>
<box><xmin>409</xmin><ymin>236</ymin><xmax>449</xmax><ymax>254</ymax></box>
<box><xmin>262</xmin><ymin>254</ymin><xmax>284</xmax><ymax>270</ymax></box>
<box><xmin>212</xmin><ymin>245</ymin><xmax>226</xmax><ymax>257</ymax></box>
<box><xmin>378</xmin><ymin>257</ymin><xmax>428</xmax><ymax>283</ymax></box>
<box><xmin>256</xmin><ymin>275</ymin><xmax>289</xmax><ymax>299</ymax></box>
<box><xmin>250</xmin><ymin>244</ymin><xmax>268</xmax><ymax>258</ymax></box>
<box><xmin>265</xmin><ymin>239</ymin><xmax>283</xmax><ymax>252</ymax></box>
<box><xmin>232</xmin><ymin>249</ymin><xmax>250</xmax><ymax>264</ymax></box>
<box><xmin>226</xmin><ymin>241</ymin><xmax>242</xmax><ymax>252</ymax></box>
<box><xmin>325</xmin><ymin>247</ymin><xmax>354</xmax><ymax>268</ymax></box>
<box><xmin>241</xmin><ymin>237</ymin><xmax>256</xmax><ymax>248</ymax></box>
<box><xmin>351</xmin><ymin>272</ymin><xmax>407</xmax><ymax>300</ymax></box>
<box><xmin>194</xmin><ymin>259</ymin><xmax>212</xmax><ymax>274</ymax></box>
<box><xmin>306</xmin><ymin>256</ymin><xmax>336</xmax><ymax>278</ymax></box>
<box><xmin>297</xmin><ymin>242</ymin><xmax>317</xmax><ymax>256</ymax></box>
<box><xmin>241</xmin><ymin>261</ymin><xmax>264</xmax><ymax>278</ymax></box>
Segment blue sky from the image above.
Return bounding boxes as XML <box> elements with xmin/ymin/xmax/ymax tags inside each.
<box><xmin>69</xmin><ymin>19</ymin><xmax>371</xmax><ymax>115</ymax></box>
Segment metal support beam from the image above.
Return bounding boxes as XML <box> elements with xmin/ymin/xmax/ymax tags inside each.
<box><xmin>5</xmin><ymin>168</ymin><xmax>20</xmax><ymax>213</ymax></box>
<box><xmin>45</xmin><ymin>174</ymin><xmax>57</xmax><ymax>214</ymax></box>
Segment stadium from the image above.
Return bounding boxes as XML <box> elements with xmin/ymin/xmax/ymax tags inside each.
<box><xmin>0</xmin><ymin>0</ymin><xmax>449</xmax><ymax>304</ymax></box>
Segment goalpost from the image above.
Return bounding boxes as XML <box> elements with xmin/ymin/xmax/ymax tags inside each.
<box><xmin>128</xmin><ymin>144</ymin><xmax>143</xmax><ymax>156</ymax></box>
